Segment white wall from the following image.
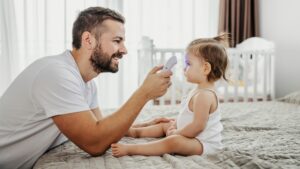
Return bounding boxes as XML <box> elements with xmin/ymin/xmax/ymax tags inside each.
<box><xmin>260</xmin><ymin>0</ymin><xmax>300</xmax><ymax>98</ymax></box>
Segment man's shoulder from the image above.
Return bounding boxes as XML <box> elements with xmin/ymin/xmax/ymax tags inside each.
<box><xmin>35</xmin><ymin>51</ymin><xmax>78</xmax><ymax>76</ymax></box>
<box><xmin>34</xmin><ymin>51</ymin><xmax>72</xmax><ymax>68</ymax></box>
<box><xmin>28</xmin><ymin>51</ymin><xmax>81</xmax><ymax>87</ymax></box>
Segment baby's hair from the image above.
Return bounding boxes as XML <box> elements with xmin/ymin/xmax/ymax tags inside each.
<box><xmin>186</xmin><ymin>33</ymin><xmax>230</xmax><ymax>82</ymax></box>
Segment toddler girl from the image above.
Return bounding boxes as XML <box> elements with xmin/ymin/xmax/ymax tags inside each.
<box><xmin>111</xmin><ymin>34</ymin><xmax>229</xmax><ymax>157</ymax></box>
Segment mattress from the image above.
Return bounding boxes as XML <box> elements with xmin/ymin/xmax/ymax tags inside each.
<box><xmin>33</xmin><ymin>101</ymin><xmax>300</xmax><ymax>169</ymax></box>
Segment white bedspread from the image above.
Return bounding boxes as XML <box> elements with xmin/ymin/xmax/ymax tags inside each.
<box><xmin>34</xmin><ymin>101</ymin><xmax>300</xmax><ymax>169</ymax></box>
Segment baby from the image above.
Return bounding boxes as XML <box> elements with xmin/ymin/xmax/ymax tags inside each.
<box><xmin>111</xmin><ymin>34</ymin><xmax>229</xmax><ymax>157</ymax></box>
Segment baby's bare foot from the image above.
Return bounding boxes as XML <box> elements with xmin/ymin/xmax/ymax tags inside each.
<box><xmin>111</xmin><ymin>143</ymin><xmax>129</xmax><ymax>157</ymax></box>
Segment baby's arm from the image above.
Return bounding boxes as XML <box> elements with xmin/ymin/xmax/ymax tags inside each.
<box><xmin>175</xmin><ymin>91</ymin><xmax>212</xmax><ymax>138</ymax></box>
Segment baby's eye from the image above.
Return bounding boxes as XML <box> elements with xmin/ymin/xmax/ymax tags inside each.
<box><xmin>184</xmin><ymin>54</ymin><xmax>190</xmax><ymax>66</ymax></box>
<box><xmin>185</xmin><ymin>59</ymin><xmax>190</xmax><ymax>66</ymax></box>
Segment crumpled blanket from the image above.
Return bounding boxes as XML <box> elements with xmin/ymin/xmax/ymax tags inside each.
<box><xmin>34</xmin><ymin>101</ymin><xmax>300</xmax><ymax>169</ymax></box>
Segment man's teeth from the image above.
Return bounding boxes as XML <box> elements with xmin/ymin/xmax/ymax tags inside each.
<box><xmin>113</xmin><ymin>58</ymin><xmax>119</xmax><ymax>63</ymax></box>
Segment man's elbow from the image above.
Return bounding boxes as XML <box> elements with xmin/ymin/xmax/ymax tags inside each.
<box><xmin>87</xmin><ymin>150</ymin><xmax>105</xmax><ymax>157</ymax></box>
<box><xmin>79</xmin><ymin>137</ymin><xmax>110</xmax><ymax>156</ymax></box>
<box><xmin>83</xmin><ymin>144</ymin><xmax>109</xmax><ymax>157</ymax></box>
<box><xmin>78</xmin><ymin>121</ymin><xmax>124</xmax><ymax>156</ymax></box>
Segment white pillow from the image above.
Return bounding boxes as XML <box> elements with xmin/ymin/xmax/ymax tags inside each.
<box><xmin>277</xmin><ymin>91</ymin><xmax>300</xmax><ymax>105</ymax></box>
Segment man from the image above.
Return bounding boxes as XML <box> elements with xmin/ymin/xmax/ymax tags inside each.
<box><xmin>0</xmin><ymin>7</ymin><xmax>172</xmax><ymax>169</ymax></box>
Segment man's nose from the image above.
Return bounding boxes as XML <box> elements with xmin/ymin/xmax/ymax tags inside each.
<box><xmin>120</xmin><ymin>43</ymin><xmax>128</xmax><ymax>55</ymax></box>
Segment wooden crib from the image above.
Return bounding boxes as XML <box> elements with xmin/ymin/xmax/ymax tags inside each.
<box><xmin>138</xmin><ymin>36</ymin><xmax>275</xmax><ymax>105</ymax></box>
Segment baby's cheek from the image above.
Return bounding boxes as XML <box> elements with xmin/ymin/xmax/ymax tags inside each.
<box><xmin>184</xmin><ymin>71</ymin><xmax>190</xmax><ymax>81</ymax></box>
<box><xmin>184</xmin><ymin>70</ymin><xmax>188</xmax><ymax>77</ymax></box>
<box><xmin>184</xmin><ymin>67</ymin><xmax>190</xmax><ymax>76</ymax></box>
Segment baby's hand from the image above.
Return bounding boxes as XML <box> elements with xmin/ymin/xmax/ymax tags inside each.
<box><xmin>169</xmin><ymin>120</ymin><xmax>177</xmax><ymax>128</ymax></box>
<box><xmin>166</xmin><ymin>126</ymin><xmax>177</xmax><ymax>136</ymax></box>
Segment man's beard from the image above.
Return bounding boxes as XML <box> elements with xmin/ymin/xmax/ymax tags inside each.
<box><xmin>90</xmin><ymin>43</ymin><xmax>123</xmax><ymax>73</ymax></box>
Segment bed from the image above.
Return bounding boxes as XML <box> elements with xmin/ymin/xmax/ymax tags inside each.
<box><xmin>33</xmin><ymin>98</ymin><xmax>300</xmax><ymax>169</ymax></box>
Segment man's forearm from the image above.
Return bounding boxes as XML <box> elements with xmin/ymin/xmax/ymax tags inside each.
<box><xmin>131</xmin><ymin>123</ymin><xmax>147</xmax><ymax>128</ymax></box>
<box><xmin>90</xmin><ymin>88</ymin><xmax>149</xmax><ymax>155</ymax></box>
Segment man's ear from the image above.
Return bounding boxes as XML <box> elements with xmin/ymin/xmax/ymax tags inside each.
<box><xmin>204</xmin><ymin>62</ymin><xmax>211</xmax><ymax>75</ymax></box>
<box><xmin>81</xmin><ymin>31</ymin><xmax>95</xmax><ymax>50</ymax></box>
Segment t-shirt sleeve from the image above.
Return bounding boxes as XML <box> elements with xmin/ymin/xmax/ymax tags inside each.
<box><xmin>32</xmin><ymin>65</ymin><xmax>90</xmax><ymax>117</ymax></box>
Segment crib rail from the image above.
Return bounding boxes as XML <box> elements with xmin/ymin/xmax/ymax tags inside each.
<box><xmin>138</xmin><ymin>36</ymin><xmax>275</xmax><ymax>105</ymax></box>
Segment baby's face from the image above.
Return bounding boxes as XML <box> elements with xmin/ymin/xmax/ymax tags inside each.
<box><xmin>184</xmin><ymin>54</ymin><xmax>206</xmax><ymax>83</ymax></box>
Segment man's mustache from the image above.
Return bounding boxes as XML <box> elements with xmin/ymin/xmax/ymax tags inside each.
<box><xmin>112</xmin><ymin>52</ymin><xmax>123</xmax><ymax>59</ymax></box>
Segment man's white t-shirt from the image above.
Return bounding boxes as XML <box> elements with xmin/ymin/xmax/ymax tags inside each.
<box><xmin>0</xmin><ymin>50</ymin><xmax>98</xmax><ymax>169</ymax></box>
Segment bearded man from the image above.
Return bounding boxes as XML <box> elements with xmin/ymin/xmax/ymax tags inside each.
<box><xmin>0</xmin><ymin>7</ymin><xmax>172</xmax><ymax>169</ymax></box>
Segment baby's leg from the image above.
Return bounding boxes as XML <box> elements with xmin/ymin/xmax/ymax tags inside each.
<box><xmin>126</xmin><ymin>122</ymin><xmax>172</xmax><ymax>138</ymax></box>
<box><xmin>111</xmin><ymin>135</ymin><xmax>203</xmax><ymax>157</ymax></box>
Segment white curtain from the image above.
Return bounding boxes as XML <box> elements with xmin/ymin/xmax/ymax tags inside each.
<box><xmin>0</xmin><ymin>0</ymin><xmax>219</xmax><ymax>109</ymax></box>
<box><xmin>124</xmin><ymin>0</ymin><xmax>220</xmax><ymax>49</ymax></box>
<box><xmin>0</xmin><ymin>0</ymin><xmax>20</xmax><ymax>95</ymax></box>
<box><xmin>0</xmin><ymin>0</ymin><xmax>125</xmax><ymax>109</ymax></box>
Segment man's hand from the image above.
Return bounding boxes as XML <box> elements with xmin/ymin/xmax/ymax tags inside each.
<box><xmin>148</xmin><ymin>117</ymin><xmax>175</xmax><ymax>126</ymax></box>
<box><xmin>166</xmin><ymin>120</ymin><xmax>177</xmax><ymax>136</ymax></box>
<box><xmin>139</xmin><ymin>65</ymin><xmax>172</xmax><ymax>100</ymax></box>
<box><xmin>166</xmin><ymin>127</ymin><xmax>177</xmax><ymax>136</ymax></box>
<box><xmin>132</xmin><ymin>117</ymin><xmax>174</xmax><ymax>128</ymax></box>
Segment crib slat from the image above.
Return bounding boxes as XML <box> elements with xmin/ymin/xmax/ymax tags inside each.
<box><xmin>159</xmin><ymin>52</ymin><xmax>166</xmax><ymax>105</ymax></box>
<box><xmin>267</xmin><ymin>53</ymin><xmax>270</xmax><ymax>101</ymax></box>
<box><xmin>181</xmin><ymin>52</ymin><xmax>188</xmax><ymax>98</ymax></box>
<box><xmin>222</xmin><ymin>51</ymin><xmax>228</xmax><ymax>102</ymax></box>
<box><xmin>253</xmin><ymin>53</ymin><xmax>258</xmax><ymax>101</ymax></box>
<box><xmin>233</xmin><ymin>52</ymin><xmax>239</xmax><ymax>102</ymax></box>
<box><xmin>152</xmin><ymin>51</ymin><xmax>158</xmax><ymax>105</ymax></box>
<box><xmin>170</xmin><ymin>53</ymin><xmax>176</xmax><ymax>105</ymax></box>
<box><xmin>182</xmin><ymin>83</ymin><xmax>186</xmax><ymax>99</ymax></box>
<box><xmin>243</xmin><ymin>53</ymin><xmax>249</xmax><ymax>102</ymax></box>
<box><xmin>223</xmin><ymin>79</ymin><xmax>228</xmax><ymax>103</ymax></box>
<box><xmin>263</xmin><ymin>53</ymin><xmax>268</xmax><ymax>101</ymax></box>
<box><xmin>270</xmin><ymin>52</ymin><xmax>275</xmax><ymax>100</ymax></box>
<box><xmin>267</xmin><ymin>52</ymin><xmax>272</xmax><ymax>101</ymax></box>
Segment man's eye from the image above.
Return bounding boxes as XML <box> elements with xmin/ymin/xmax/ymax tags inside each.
<box><xmin>114</xmin><ymin>40</ymin><xmax>121</xmax><ymax>43</ymax></box>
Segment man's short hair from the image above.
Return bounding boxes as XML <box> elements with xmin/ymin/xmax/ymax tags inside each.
<box><xmin>72</xmin><ymin>7</ymin><xmax>125</xmax><ymax>49</ymax></box>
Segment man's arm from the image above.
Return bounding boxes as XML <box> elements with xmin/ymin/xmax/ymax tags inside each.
<box><xmin>52</xmin><ymin>66</ymin><xmax>172</xmax><ymax>156</ymax></box>
<box><xmin>131</xmin><ymin>117</ymin><xmax>174</xmax><ymax>128</ymax></box>
<box><xmin>91</xmin><ymin>107</ymin><xmax>102</xmax><ymax>120</ymax></box>
<box><xmin>52</xmin><ymin>89</ymin><xmax>148</xmax><ymax>156</ymax></box>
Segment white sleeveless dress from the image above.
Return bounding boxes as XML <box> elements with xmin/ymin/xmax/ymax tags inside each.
<box><xmin>176</xmin><ymin>89</ymin><xmax>223</xmax><ymax>155</ymax></box>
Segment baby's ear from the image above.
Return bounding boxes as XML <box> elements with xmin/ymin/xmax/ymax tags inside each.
<box><xmin>204</xmin><ymin>62</ymin><xmax>211</xmax><ymax>75</ymax></box>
